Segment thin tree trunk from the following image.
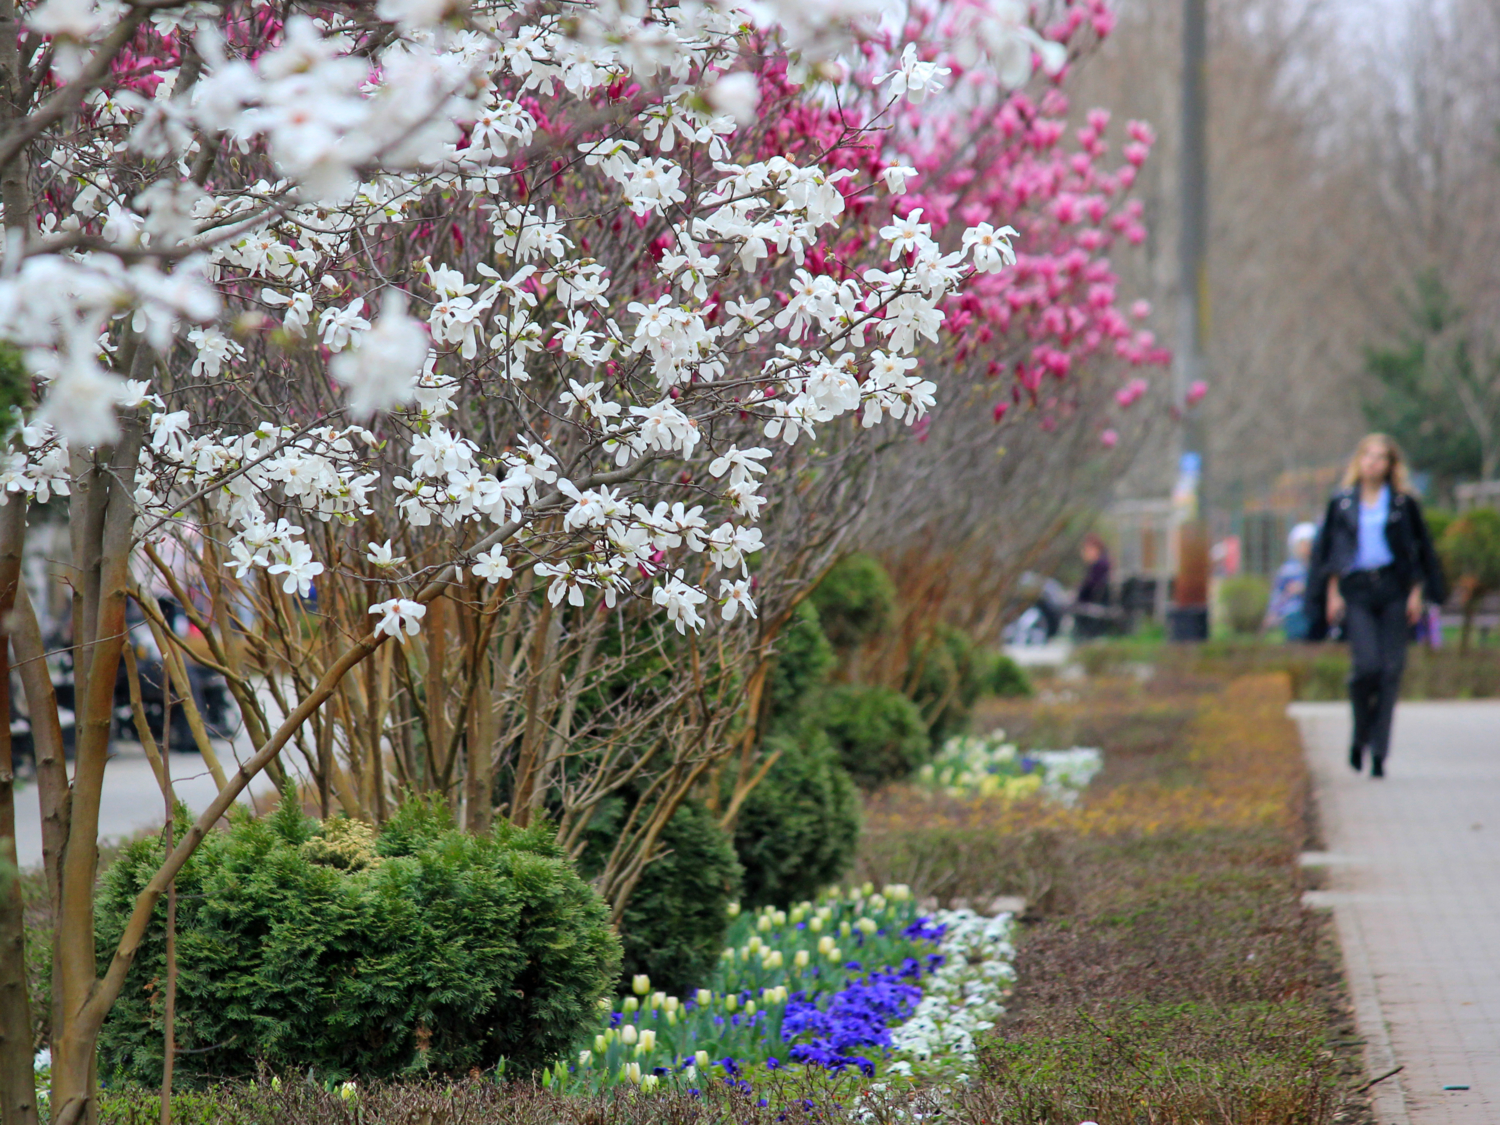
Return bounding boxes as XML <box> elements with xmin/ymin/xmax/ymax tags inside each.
<box><xmin>52</xmin><ymin>417</ymin><xmax>144</xmax><ymax>1125</ymax></box>
<box><xmin>157</xmin><ymin>687</ymin><xmax>174</xmax><ymax>1125</ymax></box>
<box><xmin>0</xmin><ymin>501</ymin><xmax>40</xmax><ymax>1125</ymax></box>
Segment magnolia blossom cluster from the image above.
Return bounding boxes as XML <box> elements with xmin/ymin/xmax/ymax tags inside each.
<box><xmin>0</xmin><ymin>0</ymin><xmax>1063</xmax><ymax>644</ymax></box>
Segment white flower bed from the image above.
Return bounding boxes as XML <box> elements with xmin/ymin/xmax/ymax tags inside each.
<box><xmin>886</xmin><ymin>908</ymin><xmax>1017</xmax><ymax>1082</ymax></box>
<box><xmin>919</xmin><ymin>733</ymin><xmax>1102</xmax><ymax>806</ymax></box>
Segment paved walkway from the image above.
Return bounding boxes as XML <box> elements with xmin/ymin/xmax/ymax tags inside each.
<box><xmin>11</xmin><ymin>739</ymin><xmax>270</xmax><ymax>870</ymax></box>
<box><xmin>1292</xmin><ymin>699</ymin><xmax>1500</xmax><ymax>1125</ymax></box>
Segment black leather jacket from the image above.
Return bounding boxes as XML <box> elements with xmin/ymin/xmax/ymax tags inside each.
<box><xmin>1308</xmin><ymin>487</ymin><xmax>1447</xmax><ymax>623</ymax></box>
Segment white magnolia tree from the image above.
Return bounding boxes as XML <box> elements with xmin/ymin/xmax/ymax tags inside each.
<box><xmin>0</xmin><ymin>0</ymin><xmax>1063</xmax><ymax>1120</ymax></box>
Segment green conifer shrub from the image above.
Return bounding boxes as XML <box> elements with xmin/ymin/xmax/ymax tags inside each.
<box><xmin>808</xmin><ymin>553</ymin><xmax>897</xmax><ymax>652</ymax></box>
<box><xmin>732</xmin><ymin>723</ymin><xmax>861</xmax><ymax>907</ymax></box>
<box><xmin>819</xmin><ymin>684</ymin><xmax>931</xmax><ymax>790</ymax></box>
<box><xmin>613</xmin><ymin>799</ymin><xmax>743</xmax><ymax>997</ymax></box>
<box><xmin>94</xmin><ymin>796</ymin><xmax>620</xmax><ymax>1086</ymax></box>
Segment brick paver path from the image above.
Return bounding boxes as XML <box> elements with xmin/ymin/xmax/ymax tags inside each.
<box><xmin>1292</xmin><ymin>700</ymin><xmax>1500</xmax><ymax>1125</ymax></box>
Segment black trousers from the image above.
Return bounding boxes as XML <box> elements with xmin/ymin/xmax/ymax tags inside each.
<box><xmin>1340</xmin><ymin>568</ymin><xmax>1409</xmax><ymax>760</ymax></box>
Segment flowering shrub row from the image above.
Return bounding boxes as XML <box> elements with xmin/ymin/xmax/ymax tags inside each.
<box><xmin>917</xmin><ymin>733</ymin><xmax>1102</xmax><ymax>805</ymax></box>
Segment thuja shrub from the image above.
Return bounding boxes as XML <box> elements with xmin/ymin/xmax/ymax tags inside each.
<box><xmin>609</xmin><ymin>798</ymin><xmax>744</xmax><ymax>998</ymax></box>
<box><xmin>820</xmin><ymin>684</ymin><xmax>931</xmax><ymax>790</ymax></box>
<box><xmin>733</xmin><ymin>723</ymin><xmax>862</xmax><ymax>908</ymax></box>
<box><xmin>809</xmin><ymin>553</ymin><xmax>896</xmax><ymax>653</ymax></box>
<box><xmin>95</xmin><ymin>796</ymin><xmax>620</xmax><ymax>1085</ymax></box>
<box><xmin>765</xmin><ymin>601</ymin><xmax>836</xmax><ymax>717</ymax></box>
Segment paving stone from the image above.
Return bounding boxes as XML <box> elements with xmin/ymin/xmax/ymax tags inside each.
<box><xmin>1292</xmin><ymin>699</ymin><xmax>1500</xmax><ymax>1125</ymax></box>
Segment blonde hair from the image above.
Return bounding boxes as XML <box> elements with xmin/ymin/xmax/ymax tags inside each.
<box><xmin>1341</xmin><ymin>433</ymin><xmax>1412</xmax><ymax>494</ymax></box>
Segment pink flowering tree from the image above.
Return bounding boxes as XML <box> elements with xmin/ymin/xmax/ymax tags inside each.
<box><xmin>827</xmin><ymin>0</ymin><xmax>1171</xmax><ymax>655</ymax></box>
<box><xmin>0</xmin><ymin>0</ymin><xmax>1097</xmax><ymax>1117</ymax></box>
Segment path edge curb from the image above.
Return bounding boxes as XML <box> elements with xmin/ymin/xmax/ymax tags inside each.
<box><xmin>1331</xmin><ymin>897</ymin><xmax>1412</xmax><ymax>1125</ymax></box>
<box><xmin>1290</xmin><ymin>703</ymin><xmax>1411</xmax><ymax>1125</ymax></box>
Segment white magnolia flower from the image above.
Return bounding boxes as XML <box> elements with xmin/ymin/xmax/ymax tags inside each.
<box><xmin>369</xmin><ymin>597</ymin><xmax>427</xmax><ymax>642</ymax></box>
<box><xmin>471</xmin><ymin>546</ymin><xmax>513</xmax><ymax>583</ymax></box>
<box><xmin>877</xmin><ymin>43</ymin><xmax>951</xmax><ymax>104</ymax></box>
<box><xmin>365</xmin><ymin>540</ymin><xmax>407</xmax><ymax>568</ymax></box>
<box><xmin>720</xmin><ymin>578</ymin><xmax>756</xmax><ymax>621</ymax></box>
<box><xmin>330</xmin><ymin>290</ymin><xmax>428</xmax><ymax>418</ymax></box>
<box><xmin>705</xmin><ymin>72</ymin><xmax>759</xmax><ymax>125</ymax></box>
<box><xmin>267</xmin><ymin>540</ymin><xmax>324</xmax><ymax>598</ymax></box>
<box><xmin>962</xmin><ymin>223</ymin><xmax>1019</xmax><ymax>273</ymax></box>
<box><xmin>881</xmin><ymin>165</ymin><xmax>917</xmax><ymax>195</ymax></box>
<box><xmin>318</xmin><ymin>298</ymin><xmax>371</xmax><ymax>351</ymax></box>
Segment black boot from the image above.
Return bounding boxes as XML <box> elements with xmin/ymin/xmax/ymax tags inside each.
<box><xmin>1371</xmin><ymin>755</ymin><xmax>1385</xmax><ymax>778</ymax></box>
<box><xmin>1350</xmin><ymin>743</ymin><xmax>1364</xmax><ymax>772</ymax></box>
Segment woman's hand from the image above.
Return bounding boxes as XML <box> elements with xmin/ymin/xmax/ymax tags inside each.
<box><xmin>1407</xmin><ymin>586</ymin><xmax>1424</xmax><ymax>625</ymax></box>
<box><xmin>1327</xmin><ymin>579</ymin><xmax>1345</xmax><ymax>625</ymax></box>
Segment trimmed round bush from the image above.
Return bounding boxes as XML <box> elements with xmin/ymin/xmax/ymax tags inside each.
<box><xmin>733</xmin><ymin>724</ymin><xmax>861</xmax><ymax>907</ymax></box>
<box><xmin>810</xmin><ymin>553</ymin><xmax>897</xmax><ymax>651</ymax></box>
<box><xmin>984</xmin><ymin>651</ymin><xmax>1032</xmax><ymax>699</ymax></box>
<box><xmin>1219</xmin><ymin>575</ymin><xmax>1271</xmax><ymax>635</ymax></box>
<box><xmin>95</xmin><ymin>796</ymin><xmax>620</xmax><ymax>1086</ymax></box>
<box><xmin>613</xmin><ymin>798</ymin><xmax>744</xmax><ymax>997</ymax></box>
<box><xmin>819</xmin><ymin>684</ymin><xmax>931</xmax><ymax>790</ymax></box>
<box><xmin>766</xmin><ymin>600</ymin><xmax>835</xmax><ymax>716</ymax></box>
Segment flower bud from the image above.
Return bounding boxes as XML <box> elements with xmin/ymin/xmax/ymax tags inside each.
<box><xmin>604</xmin><ymin>1028</ymin><xmax>617</xmax><ymax>1044</ymax></box>
<box><xmin>623</xmin><ymin>996</ymin><xmax>639</xmax><ymax>1013</ymax></box>
<box><xmin>595</xmin><ymin>1034</ymin><xmax>608</xmax><ymax>1054</ymax></box>
<box><xmin>773</xmin><ymin>910</ymin><xmax>787</xmax><ymax>926</ymax></box>
<box><xmin>857</xmin><ymin>917</ymin><xmax>878</xmax><ymax>935</ymax></box>
<box><xmin>620</xmin><ymin>1024</ymin><xmax>638</xmax><ymax>1045</ymax></box>
<box><xmin>664</xmin><ymin>996</ymin><xmax>680</xmax><ymax>1014</ymax></box>
<box><xmin>338</xmin><ymin>1082</ymin><xmax>357</xmax><ymax>1103</ymax></box>
<box><xmin>809</xmin><ymin>916</ymin><xmax>824</xmax><ymax>933</ymax></box>
<box><xmin>637</xmin><ymin>1029</ymin><xmax>656</xmax><ymax>1053</ymax></box>
<box><xmin>825</xmin><ymin>946</ymin><xmax>841</xmax><ymax>963</ymax></box>
<box><xmin>651</xmin><ymin>991</ymin><xmax>666</xmax><ymax>1010</ymax></box>
<box><xmin>748</xmin><ymin>935</ymin><xmax>763</xmax><ymax>955</ymax></box>
<box><xmin>726</xmin><ymin>902</ymin><xmax>741</xmax><ymax>918</ymax></box>
<box><xmin>818</xmin><ymin>935</ymin><xmax>835</xmax><ymax>955</ymax></box>
<box><xmin>861</xmin><ymin>882</ymin><xmax>874</xmax><ymax>897</ymax></box>
<box><xmin>745</xmin><ymin>1000</ymin><xmax>756</xmax><ymax>1016</ymax></box>
<box><xmin>624</xmin><ymin>1062</ymin><xmax>642</xmax><ymax>1085</ymax></box>
<box><xmin>794</xmin><ymin>950</ymin><xmax>810</xmax><ymax>969</ymax></box>
<box><xmin>579</xmin><ymin>1049</ymin><xmax>594</xmax><ymax>1066</ymax></box>
<box><xmin>666</xmin><ymin>1008</ymin><xmax>678</xmax><ymax>1026</ymax></box>
<box><xmin>725</xmin><ymin>994</ymin><xmax>738</xmax><ymax>1012</ymax></box>
<box><xmin>633</xmin><ymin>974</ymin><xmax>651</xmax><ymax>996</ymax></box>
<box><xmin>697</xmin><ymin>989</ymin><xmax>712</xmax><ymax>1007</ymax></box>
<box><xmin>640</xmin><ymin>1074</ymin><xmax>659</xmax><ymax>1092</ymax></box>
<box><xmin>757</xmin><ymin>914</ymin><xmax>773</xmax><ymax>933</ymax></box>
<box><xmin>695</xmin><ymin>1050</ymin><xmax>711</xmax><ymax>1070</ymax></box>
<box><xmin>840</xmin><ymin>921</ymin><xmax>852</xmax><ymax>938</ymax></box>
<box><xmin>598</xmin><ymin>996</ymin><xmax>612</xmax><ymax>1010</ymax></box>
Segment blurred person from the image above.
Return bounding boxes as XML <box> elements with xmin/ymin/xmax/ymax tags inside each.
<box><xmin>1072</xmin><ymin>532</ymin><xmax>1113</xmax><ymax>640</ymax></box>
<box><xmin>1309</xmin><ymin>435</ymin><xmax>1446</xmax><ymax>778</ymax></box>
<box><xmin>1265</xmin><ymin>522</ymin><xmax>1318</xmax><ymax>641</ymax></box>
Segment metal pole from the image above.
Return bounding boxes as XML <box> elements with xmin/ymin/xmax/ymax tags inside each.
<box><xmin>1177</xmin><ymin>0</ymin><xmax>1207</xmax><ymax>455</ymax></box>
<box><xmin>1170</xmin><ymin>0</ymin><xmax>1210</xmax><ymax>640</ymax></box>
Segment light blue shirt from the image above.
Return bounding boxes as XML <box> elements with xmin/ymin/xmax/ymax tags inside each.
<box><xmin>1352</xmin><ymin>486</ymin><xmax>1395</xmax><ymax>572</ymax></box>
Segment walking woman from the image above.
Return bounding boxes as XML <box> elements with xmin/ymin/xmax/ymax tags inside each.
<box><xmin>1309</xmin><ymin>434</ymin><xmax>1446</xmax><ymax>777</ymax></box>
